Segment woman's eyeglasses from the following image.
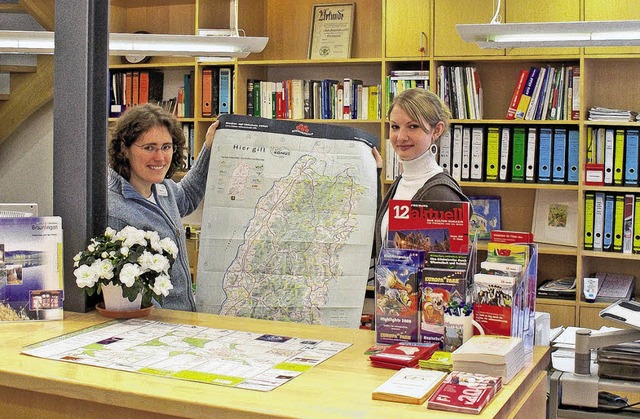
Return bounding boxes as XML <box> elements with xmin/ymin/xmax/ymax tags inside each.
<box><xmin>132</xmin><ymin>143</ymin><xmax>176</xmax><ymax>154</ymax></box>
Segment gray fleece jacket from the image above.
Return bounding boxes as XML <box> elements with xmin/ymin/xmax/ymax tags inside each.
<box><xmin>107</xmin><ymin>146</ymin><xmax>211</xmax><ymax>311</ymax></box>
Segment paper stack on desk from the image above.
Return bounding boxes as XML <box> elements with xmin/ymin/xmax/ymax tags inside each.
<box><xmin>597</xmin><ymin>341</ymin><xmax>640</xmax><ymax>381</ymax></box>
<box><xmin>451</xmin><ymin>335</ymin><xmax>524</xmax><ymax>384</ymax></box>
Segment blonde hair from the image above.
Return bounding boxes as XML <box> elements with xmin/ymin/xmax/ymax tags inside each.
<box><xmin>387</xmin><ymin>88</ymin><xmax>451</xmax><ymax>137</ymax></box>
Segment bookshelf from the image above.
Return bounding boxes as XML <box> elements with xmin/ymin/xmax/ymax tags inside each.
<box><xmin>110</xmin><ymin>0</ymin><xmax>640</xmax><ymax>330</ymax></box>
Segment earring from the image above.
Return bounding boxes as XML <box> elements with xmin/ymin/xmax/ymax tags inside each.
<box><xmin>430</xmin><ymin>143</ymin><xmax>438</xmax><ymax>156</ymax></box>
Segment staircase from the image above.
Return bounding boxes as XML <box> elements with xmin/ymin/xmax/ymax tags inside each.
<box><xmin>0</xmin><ymin>0</ymin><xmax>54</xmax><ymax>147</ymax></box>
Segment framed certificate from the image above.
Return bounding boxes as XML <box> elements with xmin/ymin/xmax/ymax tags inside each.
<box><xmin>308</xmin><ymin>3</ymin><xmax>354</xmax><ymax>60</ymax></box>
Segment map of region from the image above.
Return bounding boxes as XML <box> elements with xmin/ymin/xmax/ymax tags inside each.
<box><xmin>196</xmin><ymin>115</ymin><xmax>378</xmax><ymax>328</ymax></box>
<box><xmin>22</xmin><ymin>319</ymin><xmax>351</xmax><ymax>392</ymax></box>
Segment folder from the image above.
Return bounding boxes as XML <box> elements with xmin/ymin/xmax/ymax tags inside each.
<box><xmin>586</xmin><ymin>127</ymin><xmax>595</xmax><ymax>164</ymax></box>
<box><xmin>470</xmin><ymin>126</ymin><xmax>485</xmax><ymax>180</ymax></box>
<box><xmin>604</xmin><ymin>128</ymin><xmax>614</xmax><ymax>185</ymax></box>
<box><xmin>603</xmin><ymin>194</ymin><xmax>615</xmax><ymax>251</ymax></box>
<box><xmin>132</xmin><ymin>71</ymin><xmax>140</xmax><ymax>107</ymax></box>
<box><xmin>201</xmin><ymin>68</ymin><xmax>213</xmax><ymax>117</ymax></box>
<box><xmin>584</xmin><ymin>191</ymin><xmax>595</xmax><ymax>250</ymax></box>
<box><xmin>511</xmin><ymin>127</ymin><xmax>526</xmax><ymax>182</ymax></box>
<box><xmin>439</xmin><ymin>127</ymin><xmax>452</xmax><ymax>175</ymax></box>
<box><xmin>567</xmin><ymin>129</ymin><xmax>579</xmax><ymax>184</ymax></box>
<box><xmin>525</xmin><ymin>127</ymin><xmax>537</xmax><ymax>182</ymax></box>
<box><xmin>552</xmin><ymin>127</ymin><xmax>567</xmax><ymax>183</ymax></box>
<box><xmin>125</xmin><ymin>71</ymin><xmax>133</xmax><ymax>108</ymax></box>
<box><xmin>593</xmin><ymin>192</ymin><xmax>605</xmax><ymax>251</ymax></box>
<box><xmin>614</xmin><ymin>129</ymin><xmax>625</xmax><ymax>185</ymax></box>
<box><xmin>451</xmin><ymin>124</ymin><xmax>463</xmax><ymax>181</ymax></box>
<box><xmin>499</xmin><ymin>127</ymin><xmax>511</xmax><ymax>181</ymax></box>
<box><xmin>537</xmin><ymin>127</ymin><xmax>553</xmax><ymax>183</ymax></box>
<box><xmin>634</xmin><ymin>195</ymin><xmax>640</xmax><ymax>254</ymax></box>
<box><xmin>485</xmin><ymin>126</ymin><xmax>500</xmax><ymax>181</ymax></box>
<box><xmin>219</xmin><ymin>67</ymin><xmax>232</xmax><ymax>114</ymax></box>
<box><xmin>625</xmin><ymin>129</ymin><xmax>639</xmax><ymax>186</ymax></box>
<box><xmin>624</xmin><ymin>194</ymin><xmax>634</xmax><ymax>254</ymax></box>
<box><xmin>613</xmin><ymin>194</ymin><xmax>625</xmax><ymax>252</ymax></box>
<box><xmin>138</xmin><ymin>70</ymin><xmax>164</xmax><ymax>105</ymax></box>
<box><xmin>461</xmin><ymin>126</ymin><xmax>471</xmax><ymax>180</ymax></box>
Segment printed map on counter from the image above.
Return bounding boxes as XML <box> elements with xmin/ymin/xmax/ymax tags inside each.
<box><xmin>22</xmin><ymin>318</ymin><xmax>351</xmax><ymax>391</ymax></box>
<box><xmin>195</xmin><ymin>115</ymin><xmax>379</xmax><ymax>328</ymax></box>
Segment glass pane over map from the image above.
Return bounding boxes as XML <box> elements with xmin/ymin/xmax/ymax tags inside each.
<box><xmin>196</xmin><ymin>115</ymin><xmax>379</xmax><ymax>328</ymax></box>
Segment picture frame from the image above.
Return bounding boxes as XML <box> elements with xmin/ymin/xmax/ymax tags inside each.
<box><xmin>308</xmin><ymin>3</ymin><xmax>355</xmax><ymax>60</ymax></box>
<box><xmin>532</xmin><ymin>190</ymin><xmax>578</xmax><ymax>247</ymax></box>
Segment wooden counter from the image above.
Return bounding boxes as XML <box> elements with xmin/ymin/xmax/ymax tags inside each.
<box><xmin>1</xmin><ymin>309</ymin><xmax>549</xmax><ymax>418</ymax></box>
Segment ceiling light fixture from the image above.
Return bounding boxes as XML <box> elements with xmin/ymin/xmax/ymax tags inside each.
<box><xmin>457</xmin><ymin>20</ymin><xmax>640</xmax><ymax>49</ymax></box>
<box><xmin>455</xmin><ymin>0</ymin><xmax>640</xmax><ymax>49</ymax></box>
<box><xmin>0</xmin><ymin>30</ymin><xmax>268</xmax><ymax>58</ymax></box>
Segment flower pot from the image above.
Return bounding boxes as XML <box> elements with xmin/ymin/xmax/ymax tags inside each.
<box><xmin>101</xmin><ymin>282</ymin><xmax>142</xmax><ymax>311</ymax></box>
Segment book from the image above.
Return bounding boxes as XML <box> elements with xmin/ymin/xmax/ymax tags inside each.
<box><xmin>505</xmin><ymin>69</ymin><xmax>529</xmax><ymax>120</ymax></box>
<box><xmin>372</xmin><ymin>367</ymin><xmax>447</xmax><ymax>404</ymax></box>
<box><xmin>370</xmin><ymin>342</ymin><xmax>439</xmax><ymax>369</ymax></box>
<box><xmin>427</xmin><ymin>371</ymin><xmax>502</xmax><ymax>414</ymax></box>
<box><xmin>514</xmin><ymin>67</ymin><xmax>540</xmax><ymax>120</ymax></box>
<box><xmin>0</xmin><ymin>217</ymin><xmax>64</xmax><ymax>321</ymax></box>
<box><xmin>375</xmin><ymin>248</ymin><xmax>424</xmax><ymax>344</ymax></box>
<box><xmin>387</xmin><ymin>199</ymin><xmax>471</xmax><ymax>254</ymax></box>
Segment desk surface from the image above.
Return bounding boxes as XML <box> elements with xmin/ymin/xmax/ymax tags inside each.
<box><xmin>2</xmin><ymin>309</ymin><xmax>549</xmax><ymax>418</ymax></box>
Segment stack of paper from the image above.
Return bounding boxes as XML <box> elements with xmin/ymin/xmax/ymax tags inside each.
<box><xmin>451</xmin><ymin>335</ymin><xmax>525</xmax><ymax>384</ymax></box>
<box><xmin>418</xmin><ymin>351</ymin><xmax>453</xmax><ymax>372</ymax></box>
<box><xmin>372</xmin><ymin>367</ymin><xmax>448</xmax><ymax>404</ymax></box>
<box><xmin>369</xmin><ymin>342</ymin><xmax>439</xmax><ymax>370</ymax></box>
<box><xmin>588</xmin><ymin>106</ymin><xmax>638</xmax><ymax>122</ymax></box>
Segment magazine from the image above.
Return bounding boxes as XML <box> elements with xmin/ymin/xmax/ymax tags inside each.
<box><xmin>387</xmin><ymin>199</ymin><xmax>470</xmax><ymax>255</ymax></box>
<box><xmin>0</xmin><ymin>217</ymin><xmax>64</xmax><ymax>321</ymax></box>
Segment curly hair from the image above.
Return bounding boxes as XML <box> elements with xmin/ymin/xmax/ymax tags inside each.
<box><xmin>109</xmin><ymin>103</ymin><xmax>187</xmax><ymax>180</ymax></box>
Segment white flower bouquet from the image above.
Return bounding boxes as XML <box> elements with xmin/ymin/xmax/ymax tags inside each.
<box><xmin>73</xmin><ymin>226</ymin><xmax>177</xmax><ymax>307</ymax></box>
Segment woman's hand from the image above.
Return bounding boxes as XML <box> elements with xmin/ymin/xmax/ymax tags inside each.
<box><xmin>205</xmin><ymin>120</ymin><xmax>219</xmax><ymax>149</ymax></box>
<box><xmin>372</xmin><ymin>146</ymin><xmax>383</xmax><ymax>169</ymax></box>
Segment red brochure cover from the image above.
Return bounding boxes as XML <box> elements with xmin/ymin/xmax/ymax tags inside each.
<box><xmin>387</xmin><ymin>200</ymin><xmax>470</xmax><ymax>254</ymax></box>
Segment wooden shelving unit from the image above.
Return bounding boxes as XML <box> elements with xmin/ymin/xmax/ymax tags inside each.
<box><xmin>110</xmin><ymin>0</ymin><xmax>640</xmax><ymax>329</ymax></box>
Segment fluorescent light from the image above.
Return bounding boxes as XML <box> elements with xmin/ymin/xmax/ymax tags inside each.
<box><xmin>0</xmin><ymin>30</ymin><xmax>268</xmax><ymax>57</ymax></box>
<box><xmin>457</xmin><ymin>20</ymin><xmax>640</xmax><ymax>48</ymax></box>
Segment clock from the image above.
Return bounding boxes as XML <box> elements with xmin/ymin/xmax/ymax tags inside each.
<box><xmin>121</xmin><ymin>31</ymin><xmax>151</xmax><ymax>65</ymax></box>
<box><xmin>122</xmin><ymin>53</ymin><xmax>151</xmax><ymax>65</ymax></box>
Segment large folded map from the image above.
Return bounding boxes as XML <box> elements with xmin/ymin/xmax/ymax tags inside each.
<box><xmin>196</xmin><ymin>115</ymin><xmax>379</xmax><ymax>328</ymax></box>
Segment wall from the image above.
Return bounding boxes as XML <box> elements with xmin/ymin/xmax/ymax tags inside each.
<box><xmin>0</xmin><ymin>100</ymin><xmax>53</xmax><ymax>215</ymax></box>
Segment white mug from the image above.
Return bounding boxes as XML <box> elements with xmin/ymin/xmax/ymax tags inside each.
<box><xmin>443</xmin><ymin>313</ymin><xmax>484</xmax><ymax>352</ymax></box>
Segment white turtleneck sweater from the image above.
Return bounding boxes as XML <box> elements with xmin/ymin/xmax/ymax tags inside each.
<box><xmin>380</xmin><ymin>149</ymin><xmax>443</xmax><ymax>244</ymax></box>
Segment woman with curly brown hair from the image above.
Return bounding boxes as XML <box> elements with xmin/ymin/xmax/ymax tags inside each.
<box><xmin>108</xmin><ymin>103</ymin><xmax>217</xmax><ymax>311</ymax></box>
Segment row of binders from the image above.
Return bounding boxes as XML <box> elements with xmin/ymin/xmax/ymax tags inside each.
<box><xmin>201</xmin><ymin>66</ymin><xmax>233</xmax><ymax>118</ymax></box>
<box><xmin>109</xmin><ymin>70</ymin><xmax>198</xmax><ymax>119</ymax></box>
<box><xmin>506</xmin><ymin>64</ymin><xmax>579</xmax><ymax>121</ymax></box>
<box><xmin>109</xmin><ymin>70</ymin><xmax>165</xmax><ymax>117</ymax></box>
<box><xmin>586</xmin><ymin>127</ymin><xmax>640</xmax><ymax>186</ymax></box>
<box><xmin>436</xmin><ymin>64</ymin><xmax>483</xmax><ymax>120</ymax></box>
<box><xmin>584</xmin><ymin>192</ymin><xmax>640</xmax><ymax>254</ymax></box>
<box><xmin>246</xmin><ymin>78</ymin><xmax>382</xmax><ymax>121</ymax></box>
<box><xmin>437</xmin><ymin>124</ymin><xmax>579</xmax><ymax>184</ymax></box>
